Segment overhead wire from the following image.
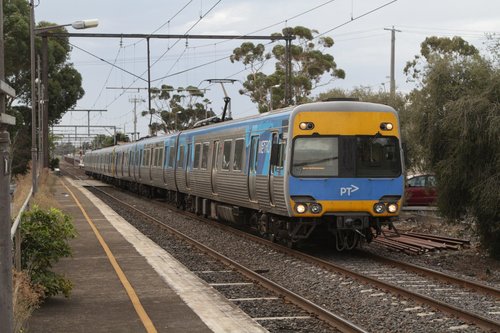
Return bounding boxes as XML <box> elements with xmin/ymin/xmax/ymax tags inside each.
<box><xmin>104</xmin><ymin>0</ymin><xmax>223</xmax><ymax>109</ymax></box>
<box><xmin>91</xmin><ymin>44</ymin><xmax>123</xmax><ymax>109</ymax></box>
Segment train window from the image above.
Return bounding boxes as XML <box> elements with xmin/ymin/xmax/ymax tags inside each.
<box><xmin>212</xmin><ymin>141</ymin><xmax>219</xmax><ymax>171</ymax></box>
<box><xmin>355</xmin><ymin>136</ymin><xmax>401</xmax><ymax>177</ymax></box>
<box><xmin>292</xmin><ymin>137</ymin><xmax>339</xmax><ymax>177</ymax></box>
<box><xmin>222</xmin><ymin>140</ymin><xmax>232</xmax><ymax>170</ymax></box>
<box><xmin>145</xmin><ymin>150</ymin><xmax>148</xmax><ymax>166</ymax></box>
<box><xmin>233</xmin><ymin>139</ymin><xmax>244</xmax><ymax>171</ymax></box>
<box><xmin>187</xmin><ymin>144</ymin><xmax>192</xmax><ymax>169</ymax></box>
<box><xmin>193</xmin><ymin>143</ymin><xmax>201</xmax><ymax>169</ymax></box>
<box><xmin>168</xmin><ymin>146</ymin><xmax>175</xmax><ymax>168</ymax></box>
<box><xmin>178</xmin><ymin>145</ymin><xmax>185</xmax><ymax>168</ymax></box>
<box><xmin>201</xmin><ymin>143</ymin><xmax>209</xmax><ymax>169</ymax></box>
<box><xmin>249</xmin><ymin>136</ymin><xmax>259</xmax><ymax>172</ymax></box>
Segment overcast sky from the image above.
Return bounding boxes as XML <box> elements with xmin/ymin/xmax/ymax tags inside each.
<box><xmin>35</xmin><ymin>0</ymin><xmax>499</xmax><ymax>142</ymax></box>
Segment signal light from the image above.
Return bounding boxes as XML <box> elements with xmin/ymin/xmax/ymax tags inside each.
<box><xmin>373</xmin><ymin>203</ymin><xmax>386</xmax><ymax>214</ymax></box>
<box><xmin>380</xmin><ymin>122</ymin><xmax>393</xmax><ymax>131</ymax></box>
<box><xmin>299</xmin><ymin>122</ymin><xmax>315</xmax><ymax>130</ymax></box>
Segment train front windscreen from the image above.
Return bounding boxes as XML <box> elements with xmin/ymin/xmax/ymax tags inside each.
<box><xmin>291</xmin><ymin>135</ymin><xmax>402</xmax><ymax>178</ymax></box>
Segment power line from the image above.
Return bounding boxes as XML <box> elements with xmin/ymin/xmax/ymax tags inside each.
<box><xmin>123</xmin><ymin>0</ymin><xmax>195</xmax><ymax>49</ymax></box>
<box><xmin>91</xmin><ymin>45</ymin><xmax>123</xmax><ymax>108</ymax></box>
<box><xmin>316</xmin><ymin>0</ymin><xmax>399</xmax><ymax>38</ymax></box>
<box><xmin>69</xmin><ymin>42</ymin><xmax>147</xmax><ymax>82</ymax></box>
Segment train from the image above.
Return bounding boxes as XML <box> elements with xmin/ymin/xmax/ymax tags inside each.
<box><xmin>84</xmin><ymin>100</ymin><xmax>404</xmax><ymax>250</ymax></box>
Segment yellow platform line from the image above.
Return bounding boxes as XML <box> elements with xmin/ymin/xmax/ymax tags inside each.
<box><xmin>61</xmin><ymin>180</ymin><xmax>158</xmax><ymax>333</ymax></box>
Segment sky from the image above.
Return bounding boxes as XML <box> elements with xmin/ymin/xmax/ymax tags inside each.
<box><xmin>35</xmin><ymin>0</ymin><xmax>500</xmax><ymax>144</ymax></box>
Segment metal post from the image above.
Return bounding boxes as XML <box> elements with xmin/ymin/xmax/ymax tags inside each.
<box><xmin>42</xmin><ymin>35</ymin><xmax>49</xmax><ymax>168</ymax></box>
<box><xmin>30</xmin><ymin>0</ymin><xmax>37</xmax><ymax>194</ymax></box>
<box><xmin>384</xmin><ymin>26</ymin><xmax>401</xmax><ymax>99</ymax></box>
<box><xmin>37</xmin><ymin>55</ymin><xmax>42</xmax><ymax>172</ymax></box>
<box><xmin>0</xmin><ymin>0</ymin><xmax>13</xmax><ymax>329</ymax></box>
<box><xmin>87</xmin><ymin>110</ymin><xmax>90</xmax><ymax>138</ymax></box>
<box><xmin>147</xmin><ymin>37</ymin><xmax>151</xmax><ymax>121</ymax></box>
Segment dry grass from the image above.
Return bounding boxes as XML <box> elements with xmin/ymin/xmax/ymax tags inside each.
<box><xmin>32</xmin><ymin>169</ymin><xmax>60</xmax><ymax>211</ymax></box>
<box><xmin>11</xmin><ymin>169</ymin><xmax>61</xmax><ymax>332</ymax></box>
<box><xmin>11</xmin><ymin>172</ymin><xmax>33</xmax><ymax>219</ymax></box>
<box><xmin>11</xmin><ymin>169</ymin><xmax>60</xmax><ymax>218</ymax></box>
<box><xmin>13</xmin><ymin>270</ymin><xmax>44</xmax><ymax>333</ymax></box>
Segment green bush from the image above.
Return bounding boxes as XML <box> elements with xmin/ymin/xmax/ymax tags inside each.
<box><xmin>21</xmin><ymin>205</ymin><xmax>76</xmax><ymax>298</ymax></box>
<box><xmin>49</xmin><ymin>157</ymin><xmax>59</xmax><ymax>170</ymax></box>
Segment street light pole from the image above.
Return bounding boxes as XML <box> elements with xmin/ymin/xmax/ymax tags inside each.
<box><xmin>36</xmin><ymin>19</ymin><xmax>98</xmax><ymax>168</ymax></box>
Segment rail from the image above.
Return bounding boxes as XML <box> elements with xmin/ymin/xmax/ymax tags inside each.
<box><xmin>10</xmin><ymin>187</ymin><xmax>33</xmax><ymax>270</ymax></box>
<box><xmin>10</xmin><ymin>187</ymin><xmax>32</xmax><ymax>239</ymax></box>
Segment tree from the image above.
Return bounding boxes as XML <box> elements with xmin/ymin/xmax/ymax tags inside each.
<box><xmin>230</xmin><ymin>26</ymin><xmax>345</xmax><ymax>113</ymax></box>
<box><xmin>4</xmin><ymin>0</ymin><xmax>85</xmax><ymax>175</ymax></box>
<box><xmin>90</xmin><ymin>132</ymin><xmax>129</xmax><ymax>149</ymax></box>
<box><xmin>143</xmin><ymin>84</ymin><xmax>213</xmax><ymax>133</ymax></box>
<box><xmin>405</xmin><ymin>36</ymin><xmax>500</xmax><ymax>258</ymax></box>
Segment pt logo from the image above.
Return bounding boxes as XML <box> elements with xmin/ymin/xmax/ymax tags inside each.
<box><xmin>340</xmin><ymin>185</ymin><xmax>359</xmax><ymax>196</ymax></box>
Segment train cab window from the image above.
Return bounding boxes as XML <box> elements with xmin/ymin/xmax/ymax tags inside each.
<box><xmin>168</xmin><ymin>146</ymin><xmax>175</xmax><ymax>168</ymax></box>
<box><xmin>201</xmin><ymin>143</ymin><xmax>209</xmax><ymax>169</ymax></box>
<box><xmin>178</xmin><ymin>145</ymin><xmax>185</xmax><ymax>168</ymax></box>
<box><xmin>292</xmin><ymin>137</ymin><xmax>339</xmax><ymax>177</ymax></box>
<box><xmin>222</xmin><ymin>140</ymin><xmax>232</xmax><ymax>170</ymax></box>
<box><xmin>193</xmin><ymin>143</ymin><xmax>201</xmax><ymax>169</ymax></box>
<box><xmin>233</xmin><ymin>139</ymin><xmax>244</xmax><ymax>172</ymax></box>
<box><xmin>355</xmin><ymin>136</ymin><xmax>401</xmax><ymax>177</ymax></box>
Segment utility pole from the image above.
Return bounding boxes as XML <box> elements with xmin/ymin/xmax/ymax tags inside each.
<box><xmin>29</xmin><ymin>0</ymin><xmax>37</xmax><ymax>194</ymax></box>
<box><xmin>384</xmin><ymin>26</ymin><xmax>401</xmax><ymax>99</ymax></box>
<box><xmin>0</xmin><ymin>0</ymin><xmax>17</xmax><ymax>330</ymax></box>
<box><xmin>129</xmin><ymin>96</ymin><xmax>144</xmax><ymax>141</ymax></box>
<box><xmin>41</xmin><ymin>35</ymin><xmax>49</xmax><ymax>168</ymax></box>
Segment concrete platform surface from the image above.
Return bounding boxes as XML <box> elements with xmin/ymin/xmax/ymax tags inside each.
<box><xmin>28</xmin><ymin>176</ymin><xmax>267</xmax><ymax>333</ymax></box>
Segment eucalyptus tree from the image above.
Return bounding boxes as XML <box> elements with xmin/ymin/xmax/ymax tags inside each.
<box><xmin>4</xmin><ymin>0</ymin><xmax>85</xmax><ymax>175</ymax></box>
<box><xmin>405</xmin><ymin>36</ymin><xmax>500</xmax><ymax>258</ymax></box>
<box><xmin>143</xmin><ymin>84</ymin><xmax>213</xmax><ymax>133</ymax></box>
<box><xmin>230</xmin><ymin>26</ymin><xmax>345</xmax><ymax>113</ymax></box>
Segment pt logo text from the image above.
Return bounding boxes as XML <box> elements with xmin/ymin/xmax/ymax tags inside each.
<box><xmin>340</xmin><ymin>185</ymin><xmax>359</xmax><ymax>196</ymax></box>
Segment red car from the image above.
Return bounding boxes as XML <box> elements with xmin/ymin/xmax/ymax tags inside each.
<box><xmin>405</xmin><ymin>174</ymin><xmax>437</xmax><ymax>206</ymax></box>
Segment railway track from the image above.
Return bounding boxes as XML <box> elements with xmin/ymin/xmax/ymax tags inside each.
<box><xmin>61</xmin><ymin>164</ymin><xmax>500</xmax><ymax>332</ymax></box>
<box><xmin>60</xmin><ymin>167</ymin><xmax>362</xmax><ymax>333</ymax></box>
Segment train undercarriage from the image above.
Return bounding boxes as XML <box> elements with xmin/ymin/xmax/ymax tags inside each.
<box><xmin>88</xmin><ymin>172</ymin><xmax>396</xmax><ymax>250</ymax></box>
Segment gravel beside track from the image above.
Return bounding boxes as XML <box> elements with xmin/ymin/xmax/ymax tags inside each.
<box><xmin>88</xmin><ymin>185</ymin><xmax>491</xmax><ymax>333</ymax></box>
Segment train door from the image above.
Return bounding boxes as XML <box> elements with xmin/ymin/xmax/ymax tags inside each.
<box><xmin>185</xmin><ymin>143</ymin><xmax>192</xmax><ymax>189</ymax></box>
<box><xmin>211</xmin><ymin>140</ymin><xmax>219</xmax><ymax>194</ymax></box>
<box><xmin>138</xmin><ymin>148</ymin><xmax>143</xmax><ymax>180</ymax></box>
<box><xmin>162</xmin><ymin>143</ymin><xmax>168</xmax><ymax>185</ymax></box>
<box><xmin>248</xmin><ymin>135</ymin><xmax>259</xmax><ymax>202</ymax></box>
<box><xmin>269</xmin><ymin>132</ymin><xmax>279</xmax><ymax>206</ymax></box>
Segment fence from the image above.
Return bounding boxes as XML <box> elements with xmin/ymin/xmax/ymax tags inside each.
<box><xmin>10</xmin><ymin>187</ymin><xmax>32</xmax><ymax>270</ymax></box>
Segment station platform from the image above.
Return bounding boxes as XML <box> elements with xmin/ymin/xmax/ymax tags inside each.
<box><xmin>28</xmin><ymin>175</ymin><xmax>267</xmax><ymax>333</ymax></box>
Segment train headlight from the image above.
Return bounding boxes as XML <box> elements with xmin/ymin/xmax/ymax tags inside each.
<box><xmin>295</xmin><ymin>203</ymin><xmax>307</xmax><ymax>214</ymax></box>
<box><xmin>299</xmin><ymin>122</ymin><xmax>315</xmax><ymax>130</ymax></box>
<box><xmin>373</xmin><ymin>203</ymin><xmax>386</xmax><ymax>214</ymax></box>
<box><xmin>380</xmin><ymin>122</ymin><xmax>393</xmax><ymax>131</ymax></box>
<box><xmin>309</xmin><ymin>203</ymin><xmax>322</xmax><ymax>214</ymax></box>
<box><xmin>387</xmin><ymin>203</ymin><xmax>398</xmax><ymax>213</ymax></box>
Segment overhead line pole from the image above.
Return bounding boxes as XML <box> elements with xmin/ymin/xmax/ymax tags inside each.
<box><xmin>41</xmin><ymin>32</ymin><xmax>296</xmax><ymax>115</ymax></box>
<box><xmin>384</xmin><ymin>26</ymin><xmax>401</xmax><ymax>99</ymax></box>
<box><xmin>66</xmin><ymin>109</ymin><xmax>107</xmax><ymax>138</ymax></box>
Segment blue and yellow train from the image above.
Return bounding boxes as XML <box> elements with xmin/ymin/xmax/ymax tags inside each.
<box><xmin>85</xmin><ymin>100</ymin><xmax>404</xmax><ymax>249</ymax></box>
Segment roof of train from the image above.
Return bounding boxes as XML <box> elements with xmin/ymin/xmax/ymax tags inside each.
<box><xmin>86</xmin><ymin>101</ymin><xmax>396</xmax><ymax>154</ymax></box>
